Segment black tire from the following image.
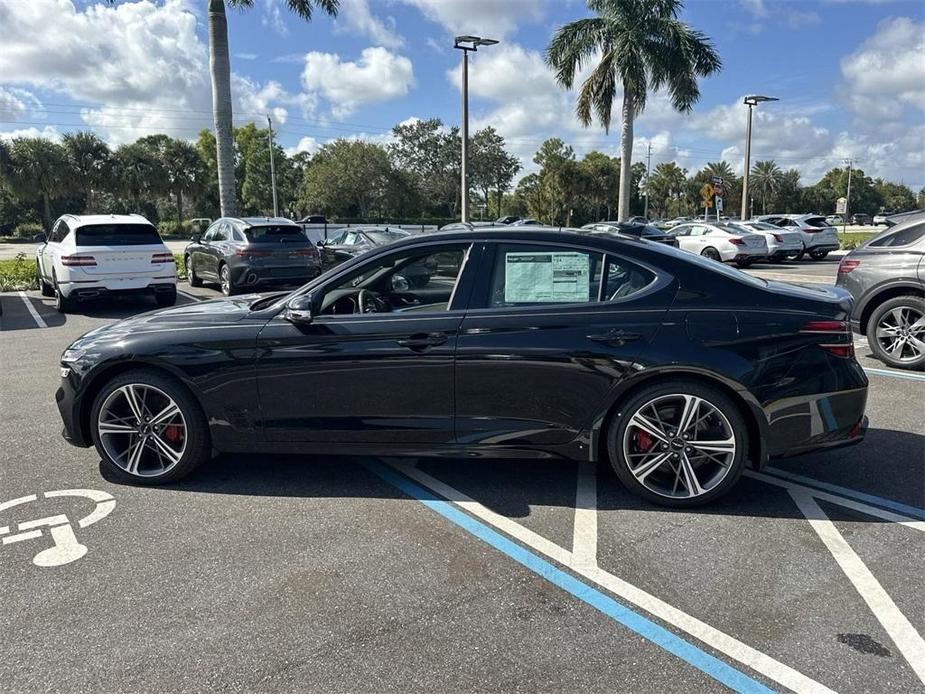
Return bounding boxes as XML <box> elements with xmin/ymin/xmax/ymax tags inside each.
<box><xmin>606</xmin><ymin>381</ymin><xmax>749</xmax><ymax>507</ymax></box>
<box><xmin>866</xmin><ymin>295</ymin><xmax>925</xmax><ymax>371</ymax></box>
<box><xmin>37</xmin><ymin>263</ymin><xmax>54</xmax><ymax>297</ymax></box>
<box><xmin>794</xmin><ymin>244</ymin><xmax>806</xmax><ymax>261</ymax></box>
<box><xmin>187</xmin><ymin>255</ymin><xmax>203</xmax><ymax>287</ymax></box>
<box><xmin>219</xmin><ymin>263</ymin><xmax>237</xmax><ymax>296</ymax></box>
<box><xmin>809</xmin><ymin>250</ymin><xmax>829</xmax><ymax>260</ymax></box>
<box><xmin>53</xmin><ymin>274</ymin><xmax>74</xmax><ymax>313</ymax></box>
<box><xmin>770</xmin><ymin>256</ymin><xmax>785</xmax><ymax>264</ymax></box>
<box><xmin>90</xmin><ymin>369</ymin><xmax>211</xmax><ymax>484</ymax></box>
<box><xmin>155</xmin><ymin>288</ymin><xmax>177</xmax><ymax>308</ymax></box>
<box><xmin>701</xmin><ymin>247</ymin><xmax>721</xmax><ymax>262</ymax></box>
<box><xmin>735</xmin><ymin>259</ymin><xmax>753</xmax><ymax>268</ymax></box>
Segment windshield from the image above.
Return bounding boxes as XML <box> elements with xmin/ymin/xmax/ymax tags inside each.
<box><xmin>366</xmin><ymin>230</ymin><xmax>409</xmax><ymax>245</ymax></box>
<box><xmin>243</xmin><ymin>225</ymin><xmax>306</xmax><ymax>243</ymax></box>
<box><xmin>75</xmin><ymin>224</ymin><xmax>162</xmax><ymax>246</ymax></box>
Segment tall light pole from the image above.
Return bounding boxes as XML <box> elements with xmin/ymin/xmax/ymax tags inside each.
<box><xmin>454</xmin><ymin>35</ymin><xmax>498</xmax><ymax>223</ymax></box>
<box><xmin>266</xmin><ymin>114</ymin><xmax>279</xmax><ymax>218</ymax></box>
<box><xmin>740</xmin><ymin>95</ymin><xmax>778</xmax><ymax>220</ymax></box>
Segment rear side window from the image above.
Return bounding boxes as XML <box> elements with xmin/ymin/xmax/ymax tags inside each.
<box><xmin>868</xmin><ymin>222</ymin><xmax>925</xmax><ymax>248</ymax></box>
<box><xmin>486</xmin><ymin>244</ymin><xmax>604</xmax><ymax>307</ymax></box>
<box><xmin>75</xmin><ymin>224</ymin><xmax>161</xmax><ymax>246</ymax></box>
<box><xmin>243</xmin><ymin>225</ymin><xmax>306</xmax><ymax>243</ymax></box>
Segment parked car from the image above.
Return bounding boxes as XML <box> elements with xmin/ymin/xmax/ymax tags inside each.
<box><xmin>317</xmin><ymin>226</ymin><xmax>411</xmax><ymax>270</ymax></box>
<box><xmin>668</xmin><ymin>222</ymin><xmax>768</xmax><ymax>267</ymax></box>
<box><xmin>184</xmin><ymin>217</ymin><xmax>321</xmax><ymax>296</ymax></box>
<box><xmin>825</xmin><ymin>215</ymin><xmax>845</xmax><ymax>226</ymax></box>
<box><xmin>298</xmin><ymin>214</ymin><xmax>328</xmax><ymax>225</ymax></box>
<box><xmin>35</xmin><ymin>214</ymin><xmax>176</xmax><ymax>313</ymax></box>
<box><xmin>510</xmin><ymin>218</ymin><xmax>542</xmax><ymax>226</ymax></box>
<box><xmin>852</xmin><ymin>214</ymin><xmax>871</xmax><ymax>226</ymax></box>
<box><xmin>439</xmin><ymin>221</ymin><xmax>508</xmax><ymax>231</ymax></box>
<box><xmin>836</xmin><ymin>214</ymin><xmax>925</xmax><ymax>370</ymax></box>
<box><xmin>662</xmin><ymin>217</ymin><xmax>692</xmax><ymax>229</ymax></box>
<box><xmin>872</xmin><ymin>213</ymin><xmax>892</xmax><ymax>226</ymax></box>
<box><xmin>730</xmin><ymin>221</ymin><xmax>803</xmax><ymax>262</ymax></box>
<box><xmin>495</xmin><ymin>216</ymin><xmax>522</xmax><ymax>225</ymax></box>
<box><xmin>625</xmin><ymin>216</ymin><xmax>650</xmax><ymax>225</ymax></box>
<box><xmin>754</xmin><ymin>214</ymin><xmax>840</xmax><ymax>260</ymax></box>
<box><xmin>57</xmin><ymin>226</ymin><xmax>868</xmax><ymax>507</ymax></box>
<box><xmin>582</xmin><ymin>221</ymin><xmax>679</xmax><ymax>248</ymax></box>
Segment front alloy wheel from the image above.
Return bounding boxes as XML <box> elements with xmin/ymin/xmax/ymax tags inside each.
<box><xmin>220</xmin><ymin>264</ymin><xmax>236</xmax><ymax>296</ymax></box>
<box><xmin>609</xmin><ymin>383</ymin><xmax>747</xmax><ymax>506</ymax></box>
<box><xmin>91</xmin><ymin>370</ymin><xmax>210</xmax><ymax>483</ymax></box>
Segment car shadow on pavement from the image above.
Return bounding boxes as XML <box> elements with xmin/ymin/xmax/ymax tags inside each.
<box><xmin>99</xmin><ymin>427</ymin><xmax>922</xmax><ymax>524</ymax></box>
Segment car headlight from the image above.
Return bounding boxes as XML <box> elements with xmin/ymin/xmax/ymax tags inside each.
<box><xmin>61</xmin><ymin>348</ymin><xmax>86</xmax><ymax>363</ymax></box>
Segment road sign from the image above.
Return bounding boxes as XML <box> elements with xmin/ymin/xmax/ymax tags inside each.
<box><xmin>836</xmin><ymin>197</ymin><xmax>847</xmax><ymax>215</ymax></box>
<box><xmin>715</xmin><ymin>197</ymin><xmax>724</xmax><ymax>212</ymax></box>
<box><xmin>703</xmin><ymin>199</ymin><xmax>713</xmax><ymax>208</ymax></box>
<box><xmin>700</xmin><ymin>183</ymin><xmax>714</xmax><ymax>200</ymax></box>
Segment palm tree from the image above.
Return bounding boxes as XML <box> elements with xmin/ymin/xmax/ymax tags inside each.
<box><xmin>62</xmin><ymin>132</ymin><xmax>111</xmax><ymax>212</ymax></box>
<box><xmin>208</xmin><ymin>0</ymin><xmax>338</xmax><ymax>217</ymax></box>
<box><xmin>750</xmin><ymin>160</ymin><xmax>783</xmax><ymax>215</ymax></box>
<box><xmin>8</xmin><ymin>138</ymin><xmax>71</xmax><ymax>230</ymax></box>
<box><xmin>546</xmin><ymin>0</ymin><xmax>721</xmax><ymax>221</ymax></box>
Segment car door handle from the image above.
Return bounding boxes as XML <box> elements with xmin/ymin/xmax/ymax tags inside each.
<box><xmin>587</xmin><ymin>329</ymin><xmax>641</xmax><ymax>346</ymax></box>
<box><xmin>396</xmin><ymin>333</ymin><xmax>448</xmax><ymax>350</ymax></box>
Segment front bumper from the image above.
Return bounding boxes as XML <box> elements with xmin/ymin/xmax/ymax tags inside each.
<box><xmin>56</xmin><ymin>369</ymin><xmax>91</xmax><ymax>448</ymax></box>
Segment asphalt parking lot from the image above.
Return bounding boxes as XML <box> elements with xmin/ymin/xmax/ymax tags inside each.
<box><xmin>1</xmin><ymin>260</ymin><xmax>923</xmax><ymax>693</ymax></box>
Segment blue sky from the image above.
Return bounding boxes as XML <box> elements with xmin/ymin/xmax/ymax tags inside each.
<box><xmin>1</xmin><ymin>0</ymin><xmax>923</xmax><ymax>187</ymax></box>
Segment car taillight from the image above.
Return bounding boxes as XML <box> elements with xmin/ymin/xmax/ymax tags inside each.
<box><xmin>151</xmin><ymin>252</ymin><xmax>175</xmax><ymax>264</ymax></box>
<box><xmin>61</xmin><ymin>255</ymin><xmax>96</xmax><ymax>267</ymax></box>
<box><xmin>235</xmin><ymin>248</ymin><xmax>271</xmax><ymax>257</ymax></box>
<box><xmin>838</xmin><ymin>259</ymin><xmax>860</xmax><ymax>274</ymax></box>
<box><xmin>800</xmin><ymin>320</ymin><xmax>854</xmax><ymax>358</ymax></box>
<box><xmin>291</xmin><ymin>247</ymin><xmax>318</xmax><ymax>257</ymax></box>
<box><xmin>728</xmin><ymin>237</ymin><xmax>745</xmax><ymax>246</ymax></box>
<box><xmin>772</xmin><ymin>234</ymin><xmax>783</xmax><ymax>243</ymax></box>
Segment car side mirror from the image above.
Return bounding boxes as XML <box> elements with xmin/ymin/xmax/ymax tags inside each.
<box><xmin>33</xmin><ymin>233</ymin><xmax>47</xmax><ymax>244</ymax></box>
<box><xmin>284</xmin><ymin>296</ymin><xmax>314</xmax><ymax>324</ymax></box>
<box><xmin>390</xmin><ymin>274</ymin><xmax>410</xmax><ymax>292</ymax></box>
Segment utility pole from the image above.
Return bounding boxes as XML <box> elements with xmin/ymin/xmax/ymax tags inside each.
<box><xmin>266</xmin><ymin>114</ymin><xmax>279</xmax><ymax>218</ymax></box>
<box><xmin>740</xmin><ymin>95</ymin><xmax>779</xmax><ymax>220</ymax></box>
<box><xmin>643</xmin><ymin>142</ymin><xmax>652</xmax><ymax>220</ymax></box>
<box><xmin>844</xmin><ymin>158</ymin><xmax>854</xmax><ymax>232</ymax></box>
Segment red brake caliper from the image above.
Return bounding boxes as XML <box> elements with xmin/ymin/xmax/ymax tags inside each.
<box><xmin>634</xmin><ymin>430</ymin><xmax>654</xmax><ymax>453</ymax></box>
<box><xmin>163</xmin><ymin>425</ymin><xmax>182</xmax><ymax>444</ymax></box>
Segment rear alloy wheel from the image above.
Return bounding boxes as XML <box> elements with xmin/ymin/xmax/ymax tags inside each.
<box><xmin>866</xmin><ymin>296</ymin><xmax>925</xmax><ymax>370</ymax></box>
<box><xmin>809</xmin><ymin>250</ymin><xmax>829</xmax><ymax>260</ymax></box>
<box><xmin>219</xmin><ymin>264</ymin><xmax>237</xmax><ymax>296</ymax></box>
<box><xmin>608</xmin><ymin>382</ymin><xmax>748</xmax><ymax>507</ymax></box>
<box><xmin>91</xmin><ymin>370</ymin><xmax>210</xmax><ymax>483</ymax></box>
<box><xmin>701</xmin><ymin>247</ymin><xmax>721</xmax><ymax>262</ymax></box>
<box><xmin>53</xmin><ymin>275</ymin><xmax>73</xmax><ymax>313</ymax></box>
<box><xmin>186</xmin><ymin>256</ymin><xmax>202</xmax><ymax>287</ymax></box>
<box><xmin>37</xmin><ymin>263</ymin><xmax>54</xmax><ymax>297</ymax></box>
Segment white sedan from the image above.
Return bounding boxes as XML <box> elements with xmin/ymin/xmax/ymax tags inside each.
<box><xmin>669</xmin><ymin>222</ymin><xmax>768</xmax><ymax>267</ymax></box>
<box><xmin>36</xmin><ymin>214</ymin><xmax>177</xmax><ymax>313</ymax></box>
<box><xmin>731</xmin><ymin>221</ymin><xmax>803</xmax><ymax>262</ymax></box>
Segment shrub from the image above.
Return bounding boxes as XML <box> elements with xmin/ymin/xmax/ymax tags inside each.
<box><xmin>13</xmin><ymin>222</ymin><xmax>44</xmax><ymax>239</ymax></box>
<box><xmin>158</xmin><ymin>220</ymin><xmax>193</xmax><ymax>238</ymax></box>
<box><xmin>0</xmin><ymin>252</ymin><xmax>39</xmax><ymax>291</ymax></box>
<box><xmin>173</xmin><ymin>253</ymin><xmax>187</xmax><ymax>280</ymax></box>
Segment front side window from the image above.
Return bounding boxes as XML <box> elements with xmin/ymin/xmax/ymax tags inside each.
<box><xmin>314</xmin><ymin>244</ymin><xmax>470</xmax><ymax>316</ymax></box>
<box><xmin>51</xmin><ymin>221</ymin><xmax>68</xmax><ymax>243</ymax></box>
<box><xmin>211</xmin><ymin>223</ymin><xmax>229</xmax><ymax>242</ymax></box>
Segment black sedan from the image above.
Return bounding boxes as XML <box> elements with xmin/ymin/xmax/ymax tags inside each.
<box><xmin>317</xmin><ymin>226</ymin><xmax>410</xmax><ymax>270</ymax></box>
<box><xmin>583</xmin><ymin>221</ymin><xmax>679</xmax><ymax>247</ymax></box>
<box><xmin>57</xmin><ymin>227</ymin><xmax>868</xmax><ymax>507</ymax></box>
<box><xmin>185</xmin><ymin>217</ymin><xmax>321</xmax><ymax>296</ymax></box>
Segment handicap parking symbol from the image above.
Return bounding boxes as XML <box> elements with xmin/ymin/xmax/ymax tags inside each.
<box><xmin>0</xmin><ymin>489</ymin><xmax>115</xmax><ymax>567</ymax></box>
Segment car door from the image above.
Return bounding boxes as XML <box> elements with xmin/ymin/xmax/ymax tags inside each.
<box><xmin>455</xmin><ymin>241</ymin><xmax>675</xmax><ymax>449</ymax></box>
<box><xmin>255</xmin><ymin>241</ymin><xmax>478</xmax><ymax>444</ymax></box>
<box><xmin>43</xmin><ymin>220</ymin><xmax>68</xmax><ymax>281</ymax></box>
<box><xmin>191</xmin><ymin>223</ymin><xmax>218</xmax><ymax>279</ymax></box>
<box><xmin>206</xmin><ymin>222</ymin><xmax>232</xmax><ymax>277</ymax></box>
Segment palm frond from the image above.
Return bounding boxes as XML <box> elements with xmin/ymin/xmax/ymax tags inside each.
<box><xmin>576</xmin><ymin>51</ymin><xmax>618</xmax><ymax>131</ymax></box>
<box><xmin>546</xmin><ymin>18</ymin><xmax>608</xmax><ymax>89</ymax></box>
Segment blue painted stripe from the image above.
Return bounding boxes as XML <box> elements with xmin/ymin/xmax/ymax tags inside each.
<box><xmin>764</xmin><ymin>467</ymin><xmax>925</xmax><ymax>520</ymax></box>
<box><xmin>364</xmin><ymin>459</ymin><xmax>776</xmax><ymax>694</ymax></box>
<box><xmin>863</xmin><ymin>367</ymin><xmax>925</xmax><ymax>382</ymax></box>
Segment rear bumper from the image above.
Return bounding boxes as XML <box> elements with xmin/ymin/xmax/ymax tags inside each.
<box><xmin>768</xmin><ymin>248</ymin><xmax>802</xmax><ymax>259</ymax></box>
<box><xmin>232</xmin><ymin>263</ymin><xmax>321</xmax><ymax>288</ymax></box>
<box><xmin>806</xmin><ymin>242</ymin><xmax>840</xmax><ymax>253</ymax></box>
<box><xmin>60</xmin><ymin>281</ymin><xmax>177</xmax><ymax>301</ymax></box>
<box><xmin>765</xmin><ymin>384</ymin><xmax>868</xmax><ymax>459</ymax></box>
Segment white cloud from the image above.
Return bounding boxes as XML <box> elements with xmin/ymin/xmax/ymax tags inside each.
<box><xmin>335</xmin><ymin>0</ymin><xmax>404</xmax><ymax>49</ymax></box>
<box><xmin>840</xmin><ymin>17</ymin><xmax>925</xmax><ymax>117</ymax></box>
<box><xmin>261</xmin><ymin>0</ymin><xmax>289</xmax><ymax>36</ymax></box>
<box><xmin>235</xmin><ymin>53</ymin><xmax>258</xmax><ymax>61</ymax></box>
<box><xmin>302</xmin><ymin>47</ymin><xmax>415</xmax><ymax>118</ymax></box>
<box><xmin>0</xmin><ymin>87</ymin><xmax>43</xmax><ymax>122</ymax></box>
<box><xmin>0</xmin><ymin>126</ymin><xmax>61</xmax><ymax>143</ymax></box>
<box><xmin>738</xmin><ymin>0</ymin><xmax>819</xmax><ymax>31</ymax></box>
<box><xmin>0</xmin><ymin>0</ymin><xmax>312</xmax><ymax>144</ymax></box>
<box><xmin>400</xmin><ymin>0</ymin><xmax>545</xmax><ymax>38</ymax></box>
<box><xmin>286</xmin><ymin>136</ymin><xmax>320</xmax><ymax>157</ymax></box>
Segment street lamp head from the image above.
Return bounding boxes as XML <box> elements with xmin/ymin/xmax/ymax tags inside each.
<box><xmin>743</xmin><ymin>95</ymin><xmax>779</xmax><ymax>106</ymax></box>
<box><xmin>454</xmin><ymin>35</ymin><xmax>499</xmax><ymax>50</ymax></box>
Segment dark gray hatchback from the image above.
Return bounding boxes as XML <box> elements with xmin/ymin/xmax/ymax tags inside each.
<box><xmin>836</xmin><ymin>214</ymin><xmax>925</xmax><ymax>370</ymax></box>
<box><xmin>185</xmin><ymin>217</ymin><xmax>321</xmax><ymax>296</ymax></box>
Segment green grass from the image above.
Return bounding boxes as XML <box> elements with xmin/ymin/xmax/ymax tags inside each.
<box><xmin>838</xmin><ymin>231</ymin><xmax>876</xmax><ymax>250</ymax></box>
<box><xmin>0</xmin><ymin>253</ymin><xmax>38</xmax><ymax>292</ymax></box>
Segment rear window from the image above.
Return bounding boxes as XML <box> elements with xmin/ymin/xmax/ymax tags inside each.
<box><xmin>804</xmin><ymin>217</ymin><xmax>831</xmax><ymax>228</ymax></box>
<box><xmin>75</xmin><ymin>224</ymin><xmax>161</xmax><ymax>246</ymax></box>
<box><xmin>243</xmin><ymin>225</ymin><xmax>306</xmax><ymax>243</ymax></box>
<box><xmin>868</xmin><ymin>222</ymin><xmax>925</xmax><ymax>248</ymax></box>
<box><xmin>746</xmin><ymin>222</ymin><xmax>780</xmax><ymax>231</ymax></box>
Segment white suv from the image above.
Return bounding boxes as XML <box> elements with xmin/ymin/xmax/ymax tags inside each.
<box><xmin>753</xmin><ymin>214</ymin><xmax>840</xmax><ymax>260</ymax></box>
<box><xmin>35</xmin><ymin>214</ymin><xmax>177</xmax><ymax>313</ymax></box>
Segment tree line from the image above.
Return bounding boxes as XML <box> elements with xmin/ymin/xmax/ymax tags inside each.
<box><xmin>0</xmin><ymin>118</ymin><xmax>521</xmax><ymax>235</ymax></box>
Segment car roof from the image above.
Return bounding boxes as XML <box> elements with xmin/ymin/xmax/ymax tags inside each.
<box><xmin>230</xmin><ymin>217</ymin><xmax>299</xmax><ymax>227</ymax></box>
<box><xmin>409</xmin><ymin>226</ymin><xmax>658</xmax><ymax>251</ymax></box>
<box><xmin>60</xmin><ymin>214</ymin><xmax>153</xmax><ymax>227</ymax></box>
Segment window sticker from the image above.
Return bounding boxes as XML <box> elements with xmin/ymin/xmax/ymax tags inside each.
<box><xmin>504</xmin><ymin>252</ymin><xmax>590</xmax><ymax>303</ymax></box>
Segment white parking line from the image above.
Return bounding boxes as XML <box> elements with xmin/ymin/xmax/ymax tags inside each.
<box><xmin>791</xmin><ymin>490</ymin><xmax>925</xmax><ymax>685</ymax></box>
<box><xmin>177</xmin><ymin>289</ymin><xmax>203</xmax><ymax>303</ymax></box>
<box><xmin>17</xmin><ymin>291</ymin><xmax>47</xmax><ymax>328</ymax></box>
<box><xmin>392</xmin><ymin>460</ymin><xmax>837</xmax><ymax>694</ymax></box>
<box><xmin>572</xmin><ymin>461</ymin><xmax>598</xmax><ymax>569</ymax></box>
